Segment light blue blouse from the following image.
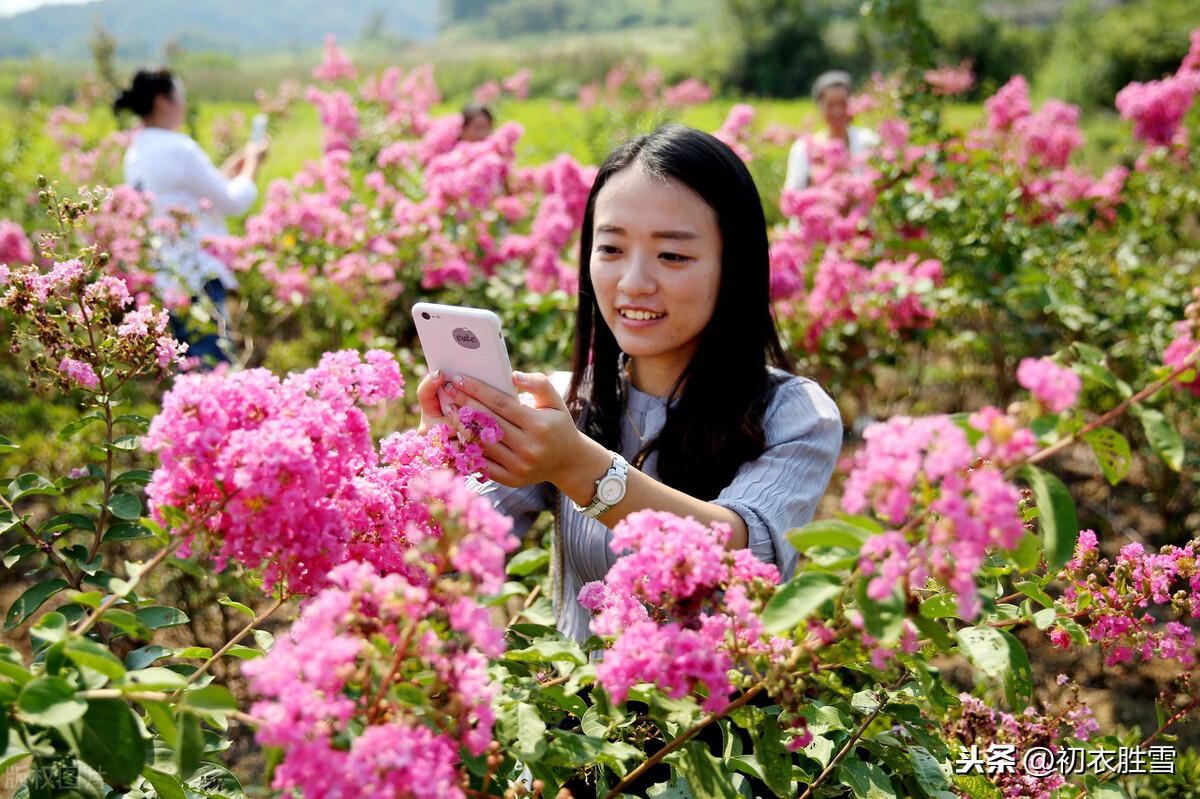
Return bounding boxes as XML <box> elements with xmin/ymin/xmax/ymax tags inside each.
<box><xmin>471</xmin><ymin>368</ymin><xmax>843</xmax><ymax>643</ymax></box>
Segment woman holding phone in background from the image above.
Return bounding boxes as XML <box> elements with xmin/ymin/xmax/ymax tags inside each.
<box><xmin>418</xmin><ymin>124</ymin><xmax>842</xmax><ymax>643</ymax></box>
<box><xmin>114</xmin><ymin>68</ymin><xmax>267</xmax><ymax>364</ymax></box>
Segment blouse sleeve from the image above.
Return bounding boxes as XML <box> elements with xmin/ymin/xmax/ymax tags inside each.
<box><xmin>469</xmin><ymin>476</ymin><xmax>555</xmax><ymax>539</ymax></box>
<box><xmin>711</xmin><ymin>377</ymin><xmax>842</xmax><ymax>581</ymax></box>
<box><xmin>180</xmin><ymin>139</ymin><xmax>257</xmax><ymax>216</ymax></box>
<box><xmin>782</xmin><ymin>138</ymin><xmax>810</xmax><ymax>193</ymax></box>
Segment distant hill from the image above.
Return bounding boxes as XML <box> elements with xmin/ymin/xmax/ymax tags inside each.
<box><xmin>0</xmin><ymin>0</ymin><xmax>436</xmax><ymax>60</ymax></box>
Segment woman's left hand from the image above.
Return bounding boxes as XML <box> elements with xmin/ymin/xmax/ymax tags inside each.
<box><xmin>443</xmin><ymin>371</ymin><xmax>599</xmax><ymax>488</ymax></box>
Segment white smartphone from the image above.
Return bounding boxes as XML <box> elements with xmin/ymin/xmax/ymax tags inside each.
<box><xmin>412</xmin><ymin>302</ymin><xmax>516</xmax><ymax>398</ymax></box>
<box><xmin>250</xmin><ymin>113</ymin><xmax>268</xmax><ymax>144</ymax></box>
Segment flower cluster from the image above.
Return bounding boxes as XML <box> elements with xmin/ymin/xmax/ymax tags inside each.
<box><xmin>224</xmin><ymin>49</ymin><xmax>596</xmax><ymax>304</ymax></box>
<box><xmin>924</xmin><ymin>60</ymin><xmax>975</xmax><ymax>96</ymax></box>
<box><xmin>1050</xmin><ymin>530</ymin><xmax>1200</xmax><ymax>667</ymax></box>
<box><xmin>1163</xmin><ymin>290</ymin><xmax>1200</xmax><ymax>397</ymax></box>
<box><xmin>1116</xmin><ymin>29</ymin><xmax>1200</xmax><ymax>149</ymax></box>
<box><xmin>0</xmin><ymin>219</ymin><xmax>34</xmax><ymax>267</ymax></box>
<box><xmin>247</xmin><ymin>520</ymin><xmax>515</xmax><ymax>799</ymax></box>
<box><xmin>576</xmin><ymin>61</ymin><xmax>713</xmax><ymax>114</ymax></box>
<box><xmin>946</xmin><ymin>694</ymin><xmax>1070</xmax><ymax>799</ymax></box>
<box><xmin>844</xmin><ymin>414</ymin><xmax>1027</xmax><ymax>619</ymax></box>
<box><xmin>582</xmin><ymin>512</ymin><xmax>782</xmax><ymax>715</ymax></box>
<box><xmin>1016</xmin><ymin>356</ymin><xmax>1082</xmax><ymax>413</ymax></box>
<box><xmin>143</xmin><ymin>348</ymin><xmax>510</xmax><ymax>595</ymax></box>
<box><xmin>1</xmin><ymin>237</ymin><xmax>186</xmax><ymax>393</ymax></box>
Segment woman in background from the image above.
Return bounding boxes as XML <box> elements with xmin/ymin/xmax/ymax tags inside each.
<box><xmin>114</xmin><ymin>68</ymin><xmax>266</xmax><ymax>364</ymax></box>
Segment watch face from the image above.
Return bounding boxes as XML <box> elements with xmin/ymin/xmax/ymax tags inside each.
<box><xmin>597</xmin><ymin>475</ymin><xmax>626</xmax><ymax>504</ymax></box>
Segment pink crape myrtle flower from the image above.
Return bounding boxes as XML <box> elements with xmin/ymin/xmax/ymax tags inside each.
<box><xmin>586</xmin><ymin>511</ymin><xmax>780</xmax><ymax>713</ymax></box>
<box><xmin>1016</xmin><ymin>357</ymin><xmax>1082</xmax><ymax>413</ymax></box>
<box><xmin>312</xmin><ymin>34</ymin><xmax>357</xmax><ymax>83</ymax></box>
<box><xmin>1163</xmin><ymin>322</ymin><xmax>1200</xmax><ymax>397</ymax></box>
<box><xmin>59</xmin><ymin>357</ymin><xmax>99</xmax><ymax>389</ymax></box>
<box><xmin>246</xmin><ymin>554</ymin><xmax>514</xmax><ymax>799</ymax></box>
<box><xmin>0</xmin><ymin>219</ymin><xmax>34</xmax><ymax>266</ymax></box>
<box><xmin>845</xmin><ymin>414</ymin><xmax>1027</xmax><ymax>620</ymax></box>
<box><xmin>1052</xmin><ymin>530</ymin><xmax>1200</xmax><ymax>666</ymax></box>
<box><xmin>144</xmin><ymin>348</ymin><xmax>512</xmax><ymax>596</ymax></box>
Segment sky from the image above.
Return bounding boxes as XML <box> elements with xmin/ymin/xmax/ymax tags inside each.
<box><xmin>0</xmin><ymin>0</ymin><xmax>96</xmax><ymax>17</ymax></box>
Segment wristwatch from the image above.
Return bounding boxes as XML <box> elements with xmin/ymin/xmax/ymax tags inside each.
<box><xmin>574</xmin><ymin>451</ymin><xmax>629</xmax><ymax>519</ymax></box>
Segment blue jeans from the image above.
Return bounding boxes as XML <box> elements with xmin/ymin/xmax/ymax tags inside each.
<box><xmin>169</xmin><ymin>280</ymin><xmax>234</xmax><ymax>367</ymax></box>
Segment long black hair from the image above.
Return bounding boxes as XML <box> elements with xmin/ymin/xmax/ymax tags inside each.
<box><xmin>566</xmin><ymin>124</ymin><xmax>793</xmax><ymax>500</ymax></box>
<box><xmin>112</xmin><ymin>69</ymin><xmax>177</xmax><ymax>118</ymax></box>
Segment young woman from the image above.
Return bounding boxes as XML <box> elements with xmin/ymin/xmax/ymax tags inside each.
<box><xmin>418</xmin><ymin>124</ymin><xmax>842</xmax><ymax>642</ymax></box>
<box><xmin>114</xmin><ymin>68</ymin><xmax>266</xmax><ymax>362</ymax></box>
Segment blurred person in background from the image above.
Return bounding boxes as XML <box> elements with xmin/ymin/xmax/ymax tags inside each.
<box><xmin>114</xmin><ymin>67</ymin><xmax>266</xmax><ymax>365</ymax></box>
<box><xmin>783</xmin><ymin>70</ymin><xmax>880</xmax><ymax>192</ymax></box>
<box><xmin>460</xmin><ymin>102</ymin><xmax>495</xmax><ymax>142</ymax></box>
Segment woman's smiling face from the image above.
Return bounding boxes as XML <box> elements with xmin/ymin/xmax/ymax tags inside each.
<box><xmin>590</xmin><ymin>167</ymin><xmax>723</xmax><ymax>394</ymax></box>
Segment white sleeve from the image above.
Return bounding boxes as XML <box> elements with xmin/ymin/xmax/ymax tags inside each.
<box><xmin>179</xmin><ymin>139</ymin><xmax>257</xmax><ymax>216</ymax></box>
<box><xmin>783</xmin><ymin>138</ymin><xmax>810</xmax><ymax>193</ymax></box>
<box><xmin>712</xmin><ymin>378</ymin><xmax>843</xmax><ymax>581</ymax></box>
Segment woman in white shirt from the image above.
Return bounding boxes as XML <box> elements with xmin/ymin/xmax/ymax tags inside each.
<box><xmin>783</xmin><ymin>70</ymin><xmax>880</xmax><ymax>192</ymax></box>
<box><xmin>114</xmin><ymin>68</ymin><xmax>265</xmax><ymax>364</ymax></box>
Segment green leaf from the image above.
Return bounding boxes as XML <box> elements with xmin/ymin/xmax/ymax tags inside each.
<box><xmin>38</xmin><ymin>513</ymin><xmax>96</xmax><ymax>534</ymax></box>
<box><xmin>761</xmin><ymin>572</ymin><xmax>844</xmax><ymax>633</ymax></box>
<box><xmin>838</xmin><ymin>756</ymin><xmax>897</xmax><ymax>798</ymax></box>
<box><xmin>954</xmin><ymin>773</ymin><xmax>1003</xmax><ymax>799</ymax></box>
<box><xmin>1083</xmin><ymin>428</ymin><xmax>1131</xmax><ymax>486</ymax></box>
<box><xmin>1016</xmin><ymin>465</ymin><xmax>1078</xmax><ymax>570</ymax></box>
<box><xmin>919</xmin><ymin>593</ymin><xmax>959</xmax><ymax>620</ymax></box>
<box><xmin>28</xmin><ymin>758</ymin><xmax>109</xmax><ymax>799</ymax></box>
<box><xmin>217</xmin><ymin>597</ymin><xmax>255</xmax><ymax>618</ymax></box>
<box><xmin>955</xmin><ymin>627</ymin><xmax>1033</xmax><ymax>709</ymax></box>
<box><xmin>185</xmin><ymin>762</ymin><xmax>247</xmax><ymax>798</ymax></box>
<box><xmin>182</xmin><ymin>685</ymin><xmax>237</xmax><ymax>714</ymax></box>
<box><xmin>749</xmin><ymin>715</ymin><xmax>793</xmax><ymax>797</ymax></box>
<box><xmin>0</xmin><ymin>433</ymin><xmax>18</xmax><ymax>453</ymax></box>
<box><xmin>504</xmin><ymin>640</ymin><xmax>586</xmax><ymax>665</ymax></box>
<box><xmin>106</xmin><ymin>492</ymin><xmax>142</xmax><ymax>521</ymax></box>
<box><xmin>16</xmin><ymin>675</ymin><xmax>87</xmax><ymax>725</ymax></box>
<box><xmin>103</xmin><ymin>521</ymin><xmax>153</xmax><ymax>542</ymax></box>
<box><xmin>223</xmin><ymin>645</ymin><xmax>263</xmax><ymax>660</ymax></box>
<box><xmin>907</xmin><ymin>744</ymin><xmax>955</xmax><ymax>796</ymax></box>
<box><xmin>31</xmin><ymin>612</ymin><xmax>69</xmax><ymax>651</ymax></box>
<box><xmin>105</xmin><ymin>609</ymin><xmax>154</xmax><ymax>640</ymax></box>
<box><xmin>786</xmin><ymin>520</ymin><xmax>870</xmax><ymax>552</ymax></box>
<box><xmin>541</xmin><ymin>732</ymin><xmax>606</xmax><ymax>767</ymax></box>
<box><xmin>910</xmin><ymin>615</ymin><xmax>955</xmax><ymax>652</ymax></box>
<box><xmin>1015</xmin><ymin>580</ymin><xmax>1054</xmax><ymax>609</ymax></box>
<box><xmin>58</xmin><ymin>411</ymin><xmax>107</xmax><ymax>440</ymax></box>
<box><xmin>4</xmin><ymin>543</ymin><xmax>38</xmax><ymax>568</ymax></box>
<box><xmin>175</xmin><ymin>709</ymin><xmax>204</xmax><ymax>781</ymax></box>
<box><xmin>121</xmin><ymin>666</ymin><xmax>189</xmax><ymax>690</ymax></box>
<box><xmin>135</xmin><ymin>606</ymin><xmax>189</xmax><ymax>630</ymax></box>
<box><xmin>0</xmin><ymin>645</ymin><xmax>33</xmax><ymax>685</ymax></box>
<box><xmin>8</xmin><ymin>473</ymin><xmax>63</xmax><ymax>502</ymax></box>
<box><xmin>112</xmin><ymin>435</ymin><xmax>141</xmax><ymax>451</ymax></box>
<box><xmin>5</xmin><ymin>579</ymin><xmax>69</xmax><ymax>630</ymax></box>
<box><xmin>142</xmin><ymin>767</ymin><xmax>188</xmax><ymax>799</ymax></box>
<box><xmin>507</xmin><ymin>547</ymin><xmax>549</xmax><ymax>576</ymax></box>
<box><xmin>112</xmin><ymin>469</ymin><xmax>154</xmax><ymax>486</ymax></box>
<box><xmin>1131</xmin><ymin>405</ymin><xmax>1184</xmax><ymax>472</ymax></box>
<box><xmin>512</xmin><ymin>703</ymin><xmax>547</xmax><ymax>760</ymax></box>
<box><xmin>74</xmin><ymin>698</ymin><xmax>145</xmax><ymax>784</ymax></box>
<box><xmin>675</xmin><ymin>740</ymin><xmax>738</xmax><ymax>799</ymax></box>
<box><xmin>65</xmin><ymin>636</ymin><xmax>127</xmax><ymax>680</ymax></box>
<box><xmin>115</xmin><ymin>413</ymin><xmax>153</xmax><ymax>432</ymax></box>
<box><xmin>142</xmin><ymin>700</ymin><xmax>179</xmax><ymax>747</ymax></box>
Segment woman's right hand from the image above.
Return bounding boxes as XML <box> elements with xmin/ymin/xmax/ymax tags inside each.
<box><xmin>416</xmin><ymin>369</ymin><xmax>452</xmax><ymax>434</ymax></box>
